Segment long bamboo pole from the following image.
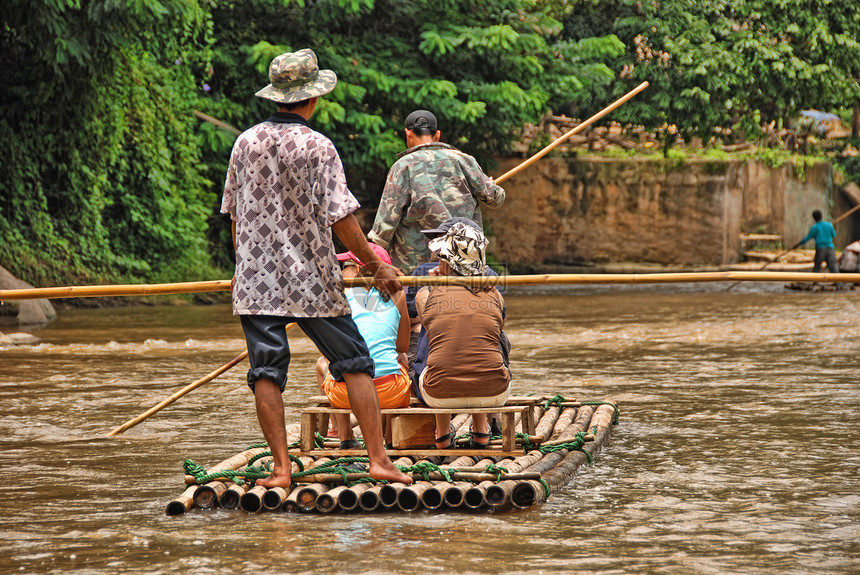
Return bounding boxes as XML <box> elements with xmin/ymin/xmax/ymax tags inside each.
<box><xmin>0</xmin><ymin>280</ymin><xmax>233</xmax><ymax>301</ymax></box>
<box><xmin>835</xmin><ymin>201</ymin><xmax>860</xmax><ymax>224</ymax></box>
<box><xmin>106</xmin><ymin>351</ymin><xmax>246</xmax><ymax>436</ymax></box>
<box><xmin>107</xmin><ymin>324</ymin><xmax>300</xmax><ymax>437</ymax></box>
<box><xmin>494</xmin><ymin>81</ymin><xmax>649</xmax><ymax>184</ymax></box>
<box><xmin>7</xmin><ymin>271</ymin><xmax>860</xmax><ymax>304</ymax></box>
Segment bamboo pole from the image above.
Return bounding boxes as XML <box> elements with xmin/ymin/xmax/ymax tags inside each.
<box><xmin>262</xmin><ymin>486</ymin><xmax>291</xmax><ymax>511</ymax></box>
<box><xmin>316</xmin><ymin>485</ymin><xmax>349</xmax><ymax>513</ymax></box>
<box><xmin>0</xmin><ymin>280</ymin><xmax>232</xmax><ymax>301</ymax></box>
<box><xmin>835</xmin><ymin>202</ymin><xmax>860</xmax><ymax>224</ymax></box>
<box><xmin>420</xmin><ymin>483</ymin><xmax>446</xmax><ymax>510</ymax></box>
<box><xmin>511</xmin><ymin>480</ymin><xmax>548</xmax><ymax>509</ymax></box>
<box><xmin>494</xmin><ymin>81</ymin><xmax>650</xmax><ymax>184</ymax></box>
<box><xmin>464</xmin><ymin>481</ymin><xmax>491</xmax><ymax>510</ymax></box>
<box><xmin>6</xmin><ymin>271</ymin><xmax>860</xmax><ymax>305</ymax></box>
<box><xmin>541</xmin><ymin>401</ymin><xmax>617</xmax><ymax>491</ymax></box>
<box><xmin>442</xmin><ymin>481</ymin><xmax>472</xmax><ymax>508</ymax></box>
<box><xmin>108</xmin><ymin>351</ymin><xmax>248</xmax><ymax>436</ymax></box>
<box><xmin>296</xmin><ymin>483</ymin><xmax>329</xmax><ymax>511</ymax></box>
<box><xmin>282</xmin><ymin>487</ymin><xmax>301</xmax><ymax>513</ymax></box>
<box><xmin>193</xmin><ymin>110</ymin><xmax>242</xmax><ymax>136</ymax></box>
<box><xmin>109</xmin><ymin>324</ymin><xmax>300</xmax><ymax>437</ymax></box>
<box><xmin>485</xmin><ymin>480</ymin><xmax>517</xmax><ymax>508</ymax></box>
<box><xmin>726</xmin><ymin>242</ymin><xmax>802</xmax><ymax>291</ymax></box>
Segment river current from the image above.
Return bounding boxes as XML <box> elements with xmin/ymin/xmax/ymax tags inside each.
<box><xmin>1</xmin><ymin>282</ymin><xmax>858</xmax><ymax>574</ymax></box>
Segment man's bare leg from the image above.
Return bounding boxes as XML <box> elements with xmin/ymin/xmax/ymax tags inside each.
<box><xmin>252</xmin><ymin>378</ymin><xmax>293</xmax><ymax>489</ymax></box>
<box><xmin>342</xmin><ymin>372</ymin><xmax>413</xmax><ymax>484</ymax></box>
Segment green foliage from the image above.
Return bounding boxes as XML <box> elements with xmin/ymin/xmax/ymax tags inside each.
<box><xmin>202</xmin><ymin>0</ymin><xmax>624</xmax><ymax>205</ymax></box>
<box><xmin>0</xmin><ymin>0</ymin><xmax>219</xmax><ymax>286</ymax></box>
<box><xmin>558</xmin><ymin>0</ymin><xmax>860</xmax><ymax>145</ymax></box>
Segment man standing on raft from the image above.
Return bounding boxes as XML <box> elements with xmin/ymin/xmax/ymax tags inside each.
<box><xmin>221</xmin><ymin>48</ymin><xmax>412</xmax><ymax>488</ymax></box>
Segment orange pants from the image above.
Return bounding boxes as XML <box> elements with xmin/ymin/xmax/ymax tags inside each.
<box><xmin>322</xmin><ymin>365</ymin><xmax>411</xmax><ymax>409</ymax></box>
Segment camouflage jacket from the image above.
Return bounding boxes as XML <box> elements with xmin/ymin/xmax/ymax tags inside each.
<box><xmin>368</xmin><ymin>142</ymin><xmax>505</xmax><ymax>272</ymax></box>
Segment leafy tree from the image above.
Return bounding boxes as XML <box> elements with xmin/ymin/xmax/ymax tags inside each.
<box><xmin>557</xmin><ymin>0</ymin><xmax>860</xmax><ymax>146</ymax></box>
<box><xmin>201</xmin><ymin>0</ymin><xmax>625</xmax><ymax>206</ymax></box>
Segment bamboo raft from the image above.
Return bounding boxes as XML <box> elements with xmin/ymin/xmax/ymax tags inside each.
<box><xmin>784</xmin><ymin>281</ymin><xmax>859</xmax><ymax>292</ymax></box>
<box><xmin>167</xmin><ymin>395</ymin><xmax>618</xmax><ymax>515</ymax></box>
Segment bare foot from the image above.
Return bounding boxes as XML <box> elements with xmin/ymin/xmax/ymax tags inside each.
<box><xmin>255</xmin><ymin>467</ymin><xmax>292</xmax><ymax>489</ymax></box>
<box><xmin>369</xmin><ymin>460</ymin><xmax>413</xmax><ymax>485</ymax></box>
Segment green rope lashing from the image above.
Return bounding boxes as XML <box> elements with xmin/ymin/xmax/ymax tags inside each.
<box><xmin>538</xmin><ymin>478</ymin><xmax>552</xmax><ymax>499</ymax></box>
<box><xmin>538</xmin><ymin>431</ymin><xmax>593</xmax><ymax>464</ymax></box>
<box><xmin>517</xmin><ymin>432</ymin><xmax>536</xmax><ymax>452</ymax></box>
<box><xmin>183</xmin><ymin>458</ymin><xmax>271</xmax><ymax>485</ymax></box>
<box><xmin>245</xmin><ymin>441</ymin><xmax>269</xmax><ymax>450</ymax></box>
<box><xmin>314</xmin><ymin>432</ymin><xmax>326</xmax><ymax>448</ymax></box>
<box><xmin>403</xmin><ymin>461</ymin><xmax>452</xmax><ymax>482</ymax></box>
<box><xmin>483</xmin><ymin>464</ymin><xmax>508</xmax><ymax>483</ymax></box>
<box><xmin>580</xmin><ymin>401</ymin><xmax>620</xmax><ymax>424</ymax></box>
<box><xmin>543</xmin><ymin>394</ymin><xmax>566</xmax><ymax>410</ymax></box>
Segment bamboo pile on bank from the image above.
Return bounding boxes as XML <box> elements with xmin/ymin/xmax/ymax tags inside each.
<box><xmin>167</xmin><ymin>395</ymin><xmax>618</xmax><ymax>515</ymax></box>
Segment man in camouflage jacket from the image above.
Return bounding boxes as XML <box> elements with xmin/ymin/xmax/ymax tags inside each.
<box><xmin>368</xmin><ymin>110</ymin><xmax>505</xmax><ymax>273</ymax></box>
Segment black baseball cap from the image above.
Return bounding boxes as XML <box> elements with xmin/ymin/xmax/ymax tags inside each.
<box><xmin>404</xmin><ymin>110</ymin><xmax>437</xmax><ymax>132</ymax></box>
<box><xmin>421</xmin><ymin>216</ymin><xmax>481</xmax><ymax>237</ymax></box>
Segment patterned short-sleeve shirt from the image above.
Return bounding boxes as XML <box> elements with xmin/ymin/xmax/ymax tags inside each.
<box><xmin>221</xmin><ymin>112</ymin><xmax>359</xmax><ymax>317</ymax></box>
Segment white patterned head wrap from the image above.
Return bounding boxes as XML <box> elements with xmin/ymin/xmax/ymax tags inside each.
<box><xmin>428</xmin><ymin>222</ymin><xmax>489</xmax><ymax>276</ymax></box>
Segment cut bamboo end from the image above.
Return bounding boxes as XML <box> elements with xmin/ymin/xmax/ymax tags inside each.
<box><xmin>166</xmin><ymin>485</ymin><xmax>198</xmax><ymax>516</ymax></box>
<box><xmin>262</xmin><ymin>486</ymin><xmax>290</xmax><ymax>511</ymax></box>
<box><xmin>219</xmin><ymin>482</ymin><xmax>249</xmax><ymax>510</ymax></box>
<box><xmin>420</xmin><ymin>484</ymin><xmax>445</xmax><ymax>510</ymax></box>
<box><xmin>358</xmin><ymin>485</ymin><xmax>383</xmax><ymax>512</ymax></box>
<box><xmin>193</xmin><ymin>481</ymin><xmax>228</xmax><ymax>509</ymax></box>
<box><xmin>240</xmin><ymin>485</ymin><xmax>267</xmax><ymax>513</ymax></box>
<box><xmin>296</xmin><ymin>484</ymin><xmax>328</xmax><ymax>512</ymax></box>
<box><xmin>485</xmin><ymin>480</ymin><xmax>517</xmax><ymax>508</ymax></box>
<box><xmin>396</xmin><ymin>482</ymin><xmax>432</xmax><ymax>512</ymax></box>
<box><xmin>282</xmin><ymin>487</ymin><xmax>301</xmax><ymax>513</ymax></box>
<box><xmin>511</xmin><ymin>480</ymin><xmax>548</xmax><ymax>510</ymax></box>
<box><xmin>316</xmin><ymin>485</ymin><xmax>349</xmax><ymax>513</ymax></box>
<box><xmin>463</xmin><ymin>483</ymin><xmax>488</xmax><ymax>510</ymax></box>
<box><xmin>338</xmin><ymin>483</ymin><xmax>370</xmax><ymax>512</ymax></box>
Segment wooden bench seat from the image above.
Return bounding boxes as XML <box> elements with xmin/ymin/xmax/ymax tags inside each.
<box><xmin>298</xmin><ymin>396</ymin><xmax>541</xmax><ymax>456</ymax></box>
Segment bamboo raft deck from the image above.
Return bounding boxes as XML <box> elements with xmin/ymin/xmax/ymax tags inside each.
<box><xmin>168</xmin><ymin>395</ymin><xmax>619</xmax><ymax>515</ymax></box>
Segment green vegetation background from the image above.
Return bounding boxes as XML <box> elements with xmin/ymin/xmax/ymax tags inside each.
<box><xmin>2</xmin><ymin>0</ymin><xmax>859</xmax><ymax>287</ymax></box>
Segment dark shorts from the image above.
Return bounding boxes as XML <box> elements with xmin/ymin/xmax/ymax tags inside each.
<box><xmin>239</xmin><ymin>314</ymin><xmax>374</xmax><ymax>393</ymax></box>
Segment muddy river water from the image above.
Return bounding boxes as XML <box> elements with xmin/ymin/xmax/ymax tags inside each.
<box><xmin>1</xmin><ymin>283</ymin><xmax>858</xmax><ymax>574</ymax></box>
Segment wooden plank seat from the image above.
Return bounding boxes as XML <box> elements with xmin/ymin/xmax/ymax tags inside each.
<box><xmin>298</xmin><ymin>396</ymin><xmax>542</xmax><ymax>456</ymax></box>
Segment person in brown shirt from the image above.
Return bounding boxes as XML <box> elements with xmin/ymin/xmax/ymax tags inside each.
<box><xmin>414</xmin><ymin>223</ymin><xmax>510</xmax><ymax>449</ymax></box>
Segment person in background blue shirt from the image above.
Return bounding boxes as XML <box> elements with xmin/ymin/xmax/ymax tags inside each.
<box><xmin>799</xmin><ymin>210</ymin><xmax>840</xmax><ymax>273</ymax></box>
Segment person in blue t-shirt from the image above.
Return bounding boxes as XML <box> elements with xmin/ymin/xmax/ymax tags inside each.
<box><xmin>799</xmin><ymin>210</ymin><xmax>839</xmax><ymax>273</ymax></box>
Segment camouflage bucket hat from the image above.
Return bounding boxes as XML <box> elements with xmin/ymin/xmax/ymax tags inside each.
<box><xmin>428</xmin><ymin>222</ymin><xmax>489</xmax><ymax>276</ymax></box>
<box><xmin>255</xmin><ymin>48</ymin><xmax>337</xmax><ymax>105</ymax></box>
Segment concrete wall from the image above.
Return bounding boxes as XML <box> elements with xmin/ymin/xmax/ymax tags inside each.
<box><xmin>482</xmin><ymin>157</ymin><xmax>835</xmax><ymax>268</ymax></box>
